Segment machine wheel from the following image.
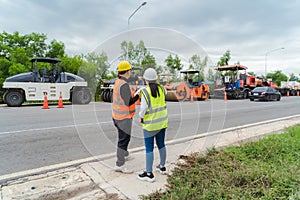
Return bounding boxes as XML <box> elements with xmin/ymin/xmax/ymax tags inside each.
<box><xmin>101</xmin><ymin>91</ymin><xmax>106</xmax><ymax>102</ymax></box>
<box><xmin>243</xmin><ymin>91</ymin><xmax>248</xmax><ymax>99</ymax></box>
<box><xmin>175</xmin><ymin>83</ymin><xmax>190</xmax><ymax>101</ymax></box>
<box><xmin>109</xmin><ymin>91</ymin><xmax>113</xmax><ymax>102</ymax></box>
<box><xmin>72</xmin><ymin>88</ymin><xmax>91</xmax><ymax>104</ymax></box>
<box><xmin>233</xmin><ymin>90</ymin><xmax>239</xmax><ymax>99</ymax></box>
<box><xmin>102</xmin><ymin>91</ymin><xmax>108</xmax><ymax>102</ymax></box>
<box><xmin>105</xmin><ymin>91</ymin><xmax>111</xmax><ymax>102</ymax></box>
<box><xmin>5</xmin><ymin>90</ymin><xmax>24</xmax><ymax>107</ymax></box>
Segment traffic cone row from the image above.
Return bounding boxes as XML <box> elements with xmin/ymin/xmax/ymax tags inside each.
<box><xmin>42</xmin><ymin>91</ymin><xmax>64</xmax><ymax>109</ymax></box>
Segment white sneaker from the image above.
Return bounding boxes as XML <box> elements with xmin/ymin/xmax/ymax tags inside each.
<box><xmin>114</xmin><ymin>165</ymin><xmax>133</xmax><ymax>174</ymax></box>
<box><xmin>125</xmin><ymin>155</ymin><xmax>134</xmax><ymax>161</ymax></box>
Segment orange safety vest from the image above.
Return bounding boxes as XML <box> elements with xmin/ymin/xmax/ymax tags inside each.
<box><xmin>112</xmin><ymin>78</ymin><xmax>136</xmax><ymax>120</ymax></box>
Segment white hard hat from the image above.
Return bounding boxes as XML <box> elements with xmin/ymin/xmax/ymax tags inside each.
<box><xmin>143</xmin><ymin>68</ymin><xmax>158</xmax><ymax>81</ymax></box>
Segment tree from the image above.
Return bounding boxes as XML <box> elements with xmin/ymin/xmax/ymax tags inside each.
<box><xmin>289</xmin><ymin>73</ymin><xmax>298</xmax><ymax>81</ymax></box>
<box><xmin>141</xmin><ymin>53</ymin><xmax>157</xmax><ymax>73</ymax></box>
<box><xmin>189</xmin><ymin>54</ymin><xmax>210</xmax><ymax>81</ymax></box>
<box><xmin>60</xmin><ymin>55</ymin><xmax>84</xmax><ymax>75</ymax></box>
<box><xmin>119</xmin><ymin>40</ymin><xmax>158</xmax><ymax>75</ymax></box>
<box><xmin>26</xmin><ymin>32</ymin><xmax>48</xmax><ymax>57</ymax></box>
<box><xmin>120</xmin><ymin>41</ymin><xmax>134</xmax><ymax>62</ymax></box>
<box><xmin>217</xmin><ymin>50</ymin><xmax>231</xmax><ymax>66</ymax></box>
<box><xmin>84</xmin><ymin>52</ymin><xmax>110</xmax><ymax>80</ymax></box>
<box><xmin>46</xmin><ymin>39</ymin><xmax>65</xmax><ymax>58</ymax></box>
<box><xmin>207</xmin><ymin>68</ymin><xmax>214</xmax><ymax>81</ymax></box>
<box><xmin>266</xmin><ymin>70</ymin><xmax>288</xmax><ymax>86</ymax></box>
<box><xmin>119</xmin><ymin>40</ymin><xmax>148</xmax><ymax>66</ymax></box>
<box><xmin>164</xmin><ymin>54</ymin><xmax>183</xmax><ymax>78</ymax></box>
<box><xmin>78</xmin><ymin>61</ymin><xmax>98</xmax><ymax>98</ymax></box>
<box><xmin>0</xmin><ymin>31</ymin><xmax>46</xmax><ymax>59</ymax></box>
<box><xmin>77</xmin><ymin>52</ymin><xmax>110</xmax><ymax>101</ymax></box>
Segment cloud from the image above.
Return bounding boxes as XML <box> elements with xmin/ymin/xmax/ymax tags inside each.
<box><xmin>1</xmin><ymin>0</ymin><xmax>300</xmax><ymax>75</ymax></box>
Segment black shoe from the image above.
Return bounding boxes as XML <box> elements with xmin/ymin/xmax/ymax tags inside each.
<box><xmin>156</xmin><ymin>164</ymin><xmax>167</xmax><ymax>175</ymax></box>
<box><xmin>138</xmin><ymin>171</ymin><xmax>155</xmax><ymax>182</ymax></box>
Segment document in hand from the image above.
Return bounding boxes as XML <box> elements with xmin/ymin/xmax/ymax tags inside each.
<box><xmin>134</xmin><ymin>87</ymin><xmax>146</xmax><ymax>96</ymax></box>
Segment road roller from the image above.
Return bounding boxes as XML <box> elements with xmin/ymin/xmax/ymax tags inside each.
<box><xmin>162</xmin><ymin>70</ymin><xmax>210</xmax><ymax>101</ymax></box>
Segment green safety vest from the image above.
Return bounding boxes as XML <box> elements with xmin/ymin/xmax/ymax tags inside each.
<box><xmin>141</xmin><ymin>86</ymin><xmax>168</xmax><ymax>131</ymax></box>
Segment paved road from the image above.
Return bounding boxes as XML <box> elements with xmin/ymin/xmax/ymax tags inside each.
<box><xmin>1</xmin><ymin>97</ymin><xmax>300</xmax><ymax>176</ymax></box>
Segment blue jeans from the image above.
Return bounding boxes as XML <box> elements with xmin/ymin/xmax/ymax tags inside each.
<box><xmin>143</xmin><ymin>128</ymin><xmax>166</xmax><ymax>173</ymax></box>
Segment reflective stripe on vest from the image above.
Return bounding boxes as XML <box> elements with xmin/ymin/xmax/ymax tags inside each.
<box><xmin>112</xmin><ymin>78</ymin><xmax>136</xmax><ymax>120</ymax></box>
<box><xmin>141</xmin><ymin>86</ymin><xmax>168</xmax><ymax>131</ymax></box>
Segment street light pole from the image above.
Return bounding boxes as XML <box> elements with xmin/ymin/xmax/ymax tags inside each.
<box><xmin>264</xmin><ymin>47</ymin><xmax>284</xmax><ymax>77</ymax></box>
<box><xmin>126</xmin><ymin>2</ymin><xmax>147</xmax><ymax>60</ymax></box>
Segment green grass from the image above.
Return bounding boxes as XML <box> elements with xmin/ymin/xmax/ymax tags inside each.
<box><xmin>142</xmin><ymin>124</ymin><xmax>300</xmax><ymax>200</ymax></box>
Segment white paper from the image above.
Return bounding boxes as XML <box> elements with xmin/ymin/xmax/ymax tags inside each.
<box><xmin>134</xmin><ymin>87</ymin><xmax>146</xmax><ymax>96</ymax></box>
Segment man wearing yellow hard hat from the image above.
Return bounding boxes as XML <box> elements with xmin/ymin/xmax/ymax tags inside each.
<box><xmin>112</xmin><ymin>60</ymin><xmax>140</xmax><ymax>173</ymax></box>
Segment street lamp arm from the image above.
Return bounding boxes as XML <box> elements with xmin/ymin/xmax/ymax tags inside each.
<box><xmin>128</xmin><ymin>2</ymin><xmax>147</xmax><ymax>25</ymax></box>
<box><xmin>265</xmin><ymin>47</ymin><xmax>285</xmax><ymax>56</ymax></box>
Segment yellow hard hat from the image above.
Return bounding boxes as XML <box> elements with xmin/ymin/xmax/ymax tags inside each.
<box><xmin>117</xmin><ymin>61</ymin><xmax>132</xmax><ymax>72</ymax></box>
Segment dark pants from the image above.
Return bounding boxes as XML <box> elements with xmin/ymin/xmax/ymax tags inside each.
<box><xmin>113</xmin><ymin>118</ymin><xmax>132</xmax><ymax>166</ymax></box>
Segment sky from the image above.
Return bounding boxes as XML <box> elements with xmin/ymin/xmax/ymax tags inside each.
<box><xmin>1</xmin><ymin>0</ymin><xmax>300</xmax><ymax>77</ymax></box>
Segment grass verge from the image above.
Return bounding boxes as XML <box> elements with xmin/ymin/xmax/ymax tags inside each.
<box><xmin>142</xmin><ymin>124</ymin><xmax>300</xmax><ymax>200</ymax></box>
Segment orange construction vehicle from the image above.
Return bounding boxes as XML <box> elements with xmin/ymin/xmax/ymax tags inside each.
<box><xmin>163</xmin><ymin>69</ymin><xmax>210</xmax><ymax>101</ymax></box>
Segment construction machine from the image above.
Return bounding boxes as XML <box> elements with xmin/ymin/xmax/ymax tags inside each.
<box><xmin>164</xmin><ymin>69</ymin><xmax>210</xmax><ymax>101</ymax></box>
<box><xmin>3</xmin><ymin>57</ymin><xmax>91</xmax><ymax>106</ymax></box>
<box><xmin>278</xmin><ymin>81</ymin><xmax>300</xmax><ymax>96</ymax></box>
<box><xmin>213</xmin><ymin>64</ymin><xmax>278</xmax><ymax>99</ymax></box>
<box><xmin>100</xmin><ymin>66</ymin><xmax>146</xmax><ymax>102</ymax></box>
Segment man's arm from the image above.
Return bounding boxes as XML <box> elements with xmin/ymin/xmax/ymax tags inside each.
<box><xmin>120</xmin><ymin>84</ymin><xmax>139</xmax><ymax>106</ymax></box>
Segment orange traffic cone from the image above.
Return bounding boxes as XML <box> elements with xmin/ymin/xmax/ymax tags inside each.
<box><xmin>42</xmin><ymin>92</ymin><xmax>49</xmax><ymax>109</ymax></box>
<box><xmin>297</xmin><ymin>91</ymin><xmax>299</xmax><ymax>96</ymax></box>
<box><xmin>224</xmin><ymin>87</ymin><xmax>227</xmax><ymax>101</ymax></box>
<box><xmin>287</xmin><ymin>90</ymin><xmax>290</xmax><ymax>97</ymax></box>
<box><xmin>57</xmin><ymin>92</ymin><xmax>64</xmax><ymax>108</ymax></box>
<box><xmin>190</xmin><ymin>91</ymin><xmax>194</xmax><ymax>103</ymax></box>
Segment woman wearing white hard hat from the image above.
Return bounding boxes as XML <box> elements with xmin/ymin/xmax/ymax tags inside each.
<box><xmin>137</xmin><ymin>68</ymin><xmax>168</xmax><ymax>182</ymax></box>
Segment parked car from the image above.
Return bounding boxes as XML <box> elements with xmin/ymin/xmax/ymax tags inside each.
<box><xmin>249</xmin><ymin>86</ymin><xmax>281</xmax><ymax>101</ymax></box>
